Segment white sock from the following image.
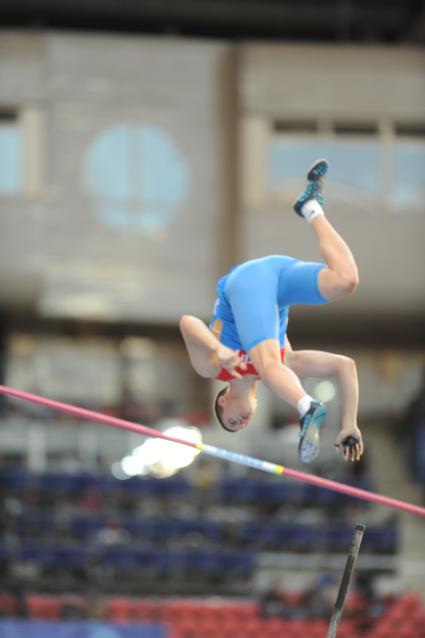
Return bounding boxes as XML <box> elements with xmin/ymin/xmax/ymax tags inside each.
<box><xmin>301</xmin><ymin>199</ymin><xmax>325</xmax><ymax>223</ymax></box>
<box><xmin>297</xmin><ymin>394</ymin><xmax>314</xmax><ymax>418</ymax></box>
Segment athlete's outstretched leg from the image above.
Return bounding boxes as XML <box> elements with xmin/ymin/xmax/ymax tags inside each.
<box><xmin>256</xmin><ymin>350</ymin><xmax>327</xmax><ymax>464</ymax></box>
<box><xmin>312</xmin><ymin>215</ymin><xmax>359</xmax><ymax>301</ymax></box>
<box><xmin>293</xmin><ymin>159</ymin><xmax>359</xmax><ymax>301</ymax></box>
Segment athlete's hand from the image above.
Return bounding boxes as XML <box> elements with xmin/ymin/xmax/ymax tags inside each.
<box><xmin>212</xmin><ymin>344</ymin><xmax>247</xmax><ymax>379</ymax></box>
<box><xmin>335</xmin><ymin>426</ymin><xmax>364</xmax><ymax>462</ymax></box>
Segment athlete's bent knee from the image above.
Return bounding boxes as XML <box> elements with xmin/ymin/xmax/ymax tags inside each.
<box><xmin>318</xmin><ymin>268</ymin><xmax>359</xmax><ymax>301</ymax></box>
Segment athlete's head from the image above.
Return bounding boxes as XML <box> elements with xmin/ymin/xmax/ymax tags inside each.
<box><xmin>214</xmin><ymin>386</ymin><xmax>257</xmax><ymax>433</ymax></box>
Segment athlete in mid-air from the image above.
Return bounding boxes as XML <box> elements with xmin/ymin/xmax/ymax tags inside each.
<box><xmin>180</xmin><ymin>160</ymin><xmax>363</xmax><ymax>463</ymax></box>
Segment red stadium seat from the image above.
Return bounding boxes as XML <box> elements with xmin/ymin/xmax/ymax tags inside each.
<box><xmin>236</xmin><ymin>602</ymin><xmax>259</xmax><ymax>620</ymax></box>
<box><xmin>133</xmin><ymin>598</ymin><xmax>160</xmax><ymax>621</ymax></box>
<box><xmin>369</xmin><ymin>627</ymin><xmax>400</xmax><ymax>638</ymax></box>
<box><xmin>242</xmin><ymin>618</ymin><xmax>276</xmax><ymax>636</ymax></box>
<box><xmin>104</xmin><ymin>596</ymin><xmax>134</xmax><ymax>623</ymax></box>
<box><xmin>261</xmin><ymin>618</ymin><xmax>290</xmax><ymax>638</ymax></box>
<box><xmin>210</xmin><ymin>606</ymin><xmax>237</xmax><ymax>623</ymax></box>
<box><xmin>158</xmin><ymin>600</ymin><xmax>183</xmax><ymax>622</ymax></box>
<box><xmin>330</xmin><ymin>623</ymin><xmax>359</xmax><ymax>638</ymax></box>
<box><xmin>172</xmin><ymin>617</ymin><xmax>199</xmax><ymax>636</ymax></box>
<box><xmin>201</xmin><ymin>631</ymin><xmax>224</xmax><ymax>638</ymax></box>
<box><xmin>262</xmin><ymin>616</ymin><xmax>288</xmax><ymax>632</ymax></box>
<box><xmin>368</xmin><ymin>618</ymin><xmax>425</xmax><ymax>638</ymax></box>
<box><xmin>305</xmin><ymin>621</ymin><xmax>331</xmax><ymax>638</ymax></box>
<box><xmin>414</xmin><ymin>616</ymin><xmax>425</xmax><ymax>635</ymax></box>
<box><xmin>193</xmin><ymin>606</ymin><xmax>219</xmax><ymax>622</ymax></box>
<box><xmin>218</xmin><ymin>619</ymin><xmax>242</xmax><ymax>635</ymax></box>
<box><xmin>0</xmin><ymin>592</ymin><xmax>19</xmax><ymax>617</ymax></box>
<box><xmin>105</xmin><ymin>596</ymin><xmax>145</xmax><ymax>623</ymax></box>
<box><xmin>398</xmin><ymin>593</ymin><xmax>423</xmax><ymax>609</ymax></box>
<box><xmin>26</xmin><ymin>595</ymin><xmax>61</xmax><ymax>620</ymax></box>
<box><xmin>389</xmin><ymin>629</ymin><xmax>424</xmax><ymax>638</ymax></box>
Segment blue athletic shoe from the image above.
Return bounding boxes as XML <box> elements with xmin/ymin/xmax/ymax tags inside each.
<box><xmin>293</xmin><ymin>159</ymin><xmax>328</xmax><ymax>218</ymax></box>
<box><xmin>298</xmin><ymin>400</ymin><xmax>327</xmax><ymax>463</ymax></box>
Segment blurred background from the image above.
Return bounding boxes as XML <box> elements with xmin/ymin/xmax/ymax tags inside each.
<box><xmin>0</xmin><ymin>1</ymin><xmax>425</xmax><ymax>637</ymax></box>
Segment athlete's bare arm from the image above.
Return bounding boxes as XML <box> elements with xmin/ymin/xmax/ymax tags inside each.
<box><xmin>179</xmin><ymin>315</ymin><xmax>246</xmax><ymax>379</ymax></box>
<box><xmin>284</xmin><ymin>340</ymin><xmax>363</xmax><ymax>461</ymax></box>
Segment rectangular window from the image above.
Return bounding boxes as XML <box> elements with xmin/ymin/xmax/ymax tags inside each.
<box><xmin>394</xmin><ymin>123</ymin><xmax>425</xmax><ymax>137</ymax></box>
<box><xmin>272</xmin><ymin>120</ymin><xmax>318</xmax><ymax>134</ymax></box>
<box><xmin>391</xmin><ymin>124</ymin><xmax>425</xmax><ymax>212</ymax></box>
<box><xmin>391</xmin><ymin>141</ymin><xmax>425</xmax><ymax>211</ymax></box>
<box><xmin>244</xmin><ymin>116</ymin><xmax>424</xmax><ymax>213</ymax></box>
<box><xmin>0</xmin><ymin>108</ymin><xmax>23</xmax><ymax>195</ymax></box>
<box><xmin>267</xmin><ymin>122</ymin><xmax>380</xmax><ymax>204</ymax></box>
<box><xmin>333</xmin><ymin>122</ymin><xmax>378</xmax><ymax>136</ymax></box>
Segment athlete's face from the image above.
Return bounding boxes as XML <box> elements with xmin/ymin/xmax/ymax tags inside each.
<box><xmin>218</xmin><ymin>393</ymin><xmax>258</xmax><ymax>432</ymax></box>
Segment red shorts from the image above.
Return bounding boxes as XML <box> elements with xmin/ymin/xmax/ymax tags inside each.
<box><xmin>216</xmin><ymin>348</ymin><xmax>285</xmax><ymax>381</ymax></box>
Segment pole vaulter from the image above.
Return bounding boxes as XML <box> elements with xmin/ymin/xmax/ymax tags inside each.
<box><xmin>0</xmin><ymin>384</ymin><xmax>424</xmax><ymax>518</ymax></box>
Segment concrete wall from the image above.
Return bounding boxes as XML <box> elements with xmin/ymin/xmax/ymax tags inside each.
<box><xmin>0</xmin><ymin>32</ymin><xmax>230</xmax><ymax>321</ymax></box>
<box><xmin>238</xmin><ymin>44</ymin><xmax>425</xmax><ymax>321</ymax></box>
<box><xmin>0</xmin><ymin>35</ymin><xmax>424</xmax><ymax>325</ymax></box>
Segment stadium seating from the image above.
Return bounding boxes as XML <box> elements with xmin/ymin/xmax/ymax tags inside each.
<box><xmin>0</xmin><ymin>467</ymin><xmax>415</xmax><ymax>637</ymax></box>
<box><xmin>0</xmin><ymin>591</ymin><xmax>424</xmax><ymax>636</ymax></box>
<box><xmin>26</xmin><ymin>595</ymin><xmax>61</xmax><ymax>620</ymax></box>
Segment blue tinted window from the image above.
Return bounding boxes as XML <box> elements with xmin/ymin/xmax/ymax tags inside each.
<box><xmin>268</xmin><ymin>138</ymin><xmax>379</xmax><ymax>196</ymax></box>
<box><xmin>391</xmin><ymin>142</ymin><xmax>425</xmax><ymax>210</ymax></box>
<box><xmin>0</xmin><ymin>124</ymin><xmax>23</xmax><ymax>194</ymax></box>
